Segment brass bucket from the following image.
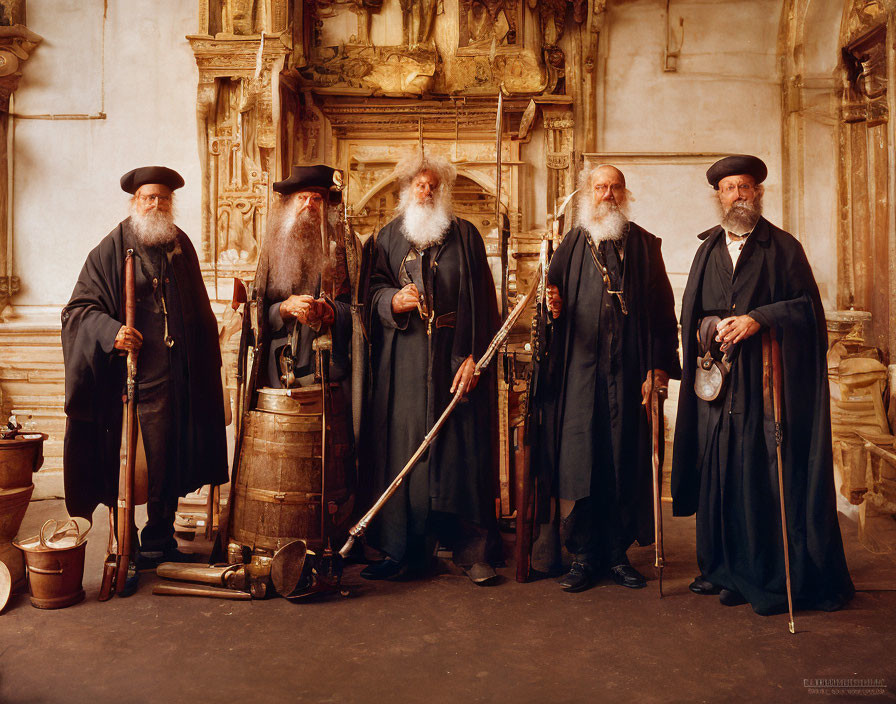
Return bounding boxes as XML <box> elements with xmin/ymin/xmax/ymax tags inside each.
<box><xmin>0</xmin><ymin>434</ymin><xmax>47</xmax><ymax>489</ymax></box>
<box><xmin>15</xmin><ymin>519</ymin><xmax>90</xmax><ymax>610</ymax></box>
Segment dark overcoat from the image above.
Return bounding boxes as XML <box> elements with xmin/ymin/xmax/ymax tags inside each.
<box><xmin>61</xmin><ymin>219</ymin><xmax>228</xmax><ymax>520</ymax></box>
<box><xmin>535</xmin><ymin>223</ymin><xmax>681</xmax><ymax>545</ymax></box>
<box><xmin>364</xmin><ymin>216</ymin><xmax>499</xmax><ymax>532</ymax></box>
<box><xmin>671</xmin><ymin>217</ymin><xmax>854</xmax><ymax>613</ymax></box>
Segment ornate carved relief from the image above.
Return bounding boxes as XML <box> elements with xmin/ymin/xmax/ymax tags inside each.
<box><xmin>189</xmin><ymin>33</ymin><xmax>289</xmax><ymax>273</ymax></box>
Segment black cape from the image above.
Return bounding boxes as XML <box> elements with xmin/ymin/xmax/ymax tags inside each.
<box><xmin>535</xmin><ymin>224</ymin><xmax>681</xmax><ymax>545</ymax></box>
<box><xmin>671</xmin><ymin>217</ymin><xmax>854</xmax><ymax>614</ymax></box>
<box><xmin>364</xmin><ymin>216</ymin><xmax>499</xmax><ymax>546</ymax></box>
<box><xmin>61</xmin><ymin>219</ymin><xmax>228</xmax><ymax>520</ymax></box>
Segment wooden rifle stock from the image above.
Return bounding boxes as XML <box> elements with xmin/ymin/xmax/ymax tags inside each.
<box><xmin>649</xmin><ymin>374</ymin><xmax>667</xmax><ymax>597</ymax></box>
<box><xmin>115</xmin><ymin>249</ymin><xmax>138</xmax><ymax>595</ymax></box>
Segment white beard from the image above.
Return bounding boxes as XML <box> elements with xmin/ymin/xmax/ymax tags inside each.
<box><xmin>719</xmin><ymin>199</ymin><xmax>762</xmax><ymax>236</ymax></box>
<box><xmin>577</xmin><ymin>197</ymin><xmax>629</xmax><ymax>242</ymax></box>
<box><xmin>130</xmin><ymin>208</ymin><xmax>178</xmax><ymax>247</ymax></box>
<box><xmin>398</xmin><ymin>189</ymin><xmax>452</xmax><ymax>250</ymax></box>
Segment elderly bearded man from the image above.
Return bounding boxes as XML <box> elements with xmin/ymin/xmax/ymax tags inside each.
<box><xmin>533</xmin><ymin>164</ymin><xmax>680</xmax><ymax>592</ymax></box>
<box><xmin>362</xmin><ymin>151</ymin><xmax>501</xmax><ymax>585</ymax></box>
<box><xmin>62</xmin><ymin>166</ymin><xmax>228</xmax><ymax>591</ymax></box>
<box><xmin>253</xmin><ymin>165</ymin><xmax>351</xmax><ymax>390</ymax></box>
<box><xmin>672</xmin><ymin>155</ymin><xmax>854</xmax><ymax>614</ymax></box>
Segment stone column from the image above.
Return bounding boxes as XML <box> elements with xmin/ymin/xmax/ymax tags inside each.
<box><xmin>0</xmin><ymin>19</ymin><xmax>40</xmax><ymax>315</ymax></box>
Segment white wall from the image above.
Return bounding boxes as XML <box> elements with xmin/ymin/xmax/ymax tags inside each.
<box><xmin>11</xmin><ymin>0</ymin><xmax>201</xmax><ymax>310</ymax></box>
<box><xmin>596</xmin><ymin>0</ymin><xmax>786</xmax><ymax>302</ymax></box>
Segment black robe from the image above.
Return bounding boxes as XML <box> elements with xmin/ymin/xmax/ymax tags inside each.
<box><xmin>61</xmin><ymin>219</ymin><xmax>228</xmax><ymax>520</ymax></box>
<box><xmin>364</xmin><ymin>216</ymin><xmax>499</xmax><ymax>558</ymax></box>
<box><xmin>671</xmin><ymin>217</ymin><xmax>854</xmax><ymax>614</ymax></box>
<box><xmin>535</xmin><ymin>224</ymin><xmax>681</xmax><ymax>549</ymax></box>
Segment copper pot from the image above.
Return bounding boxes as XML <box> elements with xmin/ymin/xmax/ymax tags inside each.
<box><xmin>0</xmin><ymin>484</ymin><xmax>33</xmax><ymax>540</ymax></box>
<box><xmin>0</xmin><ymin>434</ymin><xmax>47</xmax><ymax>489</ymax></box>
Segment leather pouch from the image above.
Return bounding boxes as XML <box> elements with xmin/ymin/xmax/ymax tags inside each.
<box><xmin>694</xmin><ymin>316</ymin><xmax>731</xmax><ymax>402</ymax></box>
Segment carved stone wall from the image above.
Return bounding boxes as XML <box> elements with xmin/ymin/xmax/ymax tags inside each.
<box><xmin>189</xmin><ymin>2</ymin><xmax>291</xmax><ymax>292</ymax></box>
<box><xmin>837</xmin><ymin>0</ymin><xmax>895</xmax><ymax>362</ymax></box>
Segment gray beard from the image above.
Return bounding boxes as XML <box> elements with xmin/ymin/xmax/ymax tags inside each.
<box><xmin>719</xmin><ymin>199</ymin><xmax>762</xmax><ymax>236</ymax></box>
<box><xmin>264</xmin><ymin>210</ymin><xmax>326</xmax><ymax>301</ymax></box>
<box><xmin>397</xmin><ymin>189</ymin><xmax>452</xmax><ymax>250</ymax></box>
<box><xmin>130</xmin><ymin>209</ymin><xmax>178</xmax><ymax>247</ymax></box>
<box><xmin>576</xmin><ymin>197</ymin><xmax>629</xmax><ymax>242</ymax></box>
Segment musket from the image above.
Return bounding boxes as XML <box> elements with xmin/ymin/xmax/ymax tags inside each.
<box><xmin>334</xmin><ymin>169</ymin><xmax>366</xmax><ymax>449</ymax></box>
<box><xmin>115</xmin><ymin>248</ymin><xmax>138</xmax><ymax>596</ymax></box>
<box><xmin>205</xmin><ymin>278</ymin><xmax>248</xmax><ymax>540</ymax></box>
<box><xmin>513</xmin><ymin>236</ymin><xmax>550</xmax><ymax>582</ymax></box>
<box><xmin>152</xmin><ymin>583</ymin><xmax>251</xmax><ymax>600</ymax></box>
<box><xmin>210</xmin><ymin>282</ymin><xmax>260</xmax><ymax>564</ymax></box>
<box><xmin>764</xmin><ymin>328</ymin><xmax>796</xmax><ymax>634</ymax></box>
<box><xmin>339</xmin><ymin>269</ymin><xmax>543</xmax><ymax>559</ymax></box>
<box><xmin>649</xmin><ymin>372</ymin><xmax>668</xmax><ymax>597</ymax></box>
<box><xmin>512</xmin><ymin>191</ymin><xmax>575</xmax><ymax>581</ymax></box>
<box><xmin>495</xmin><ymin>90</ymin><xmax>508</xmax><ymax>320</ymax></box>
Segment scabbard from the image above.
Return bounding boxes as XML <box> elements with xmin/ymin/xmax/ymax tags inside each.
<box><xmin>152</xmin><ymin>582</ymin><xmax>251</xmax><ymax>600</ymax></box>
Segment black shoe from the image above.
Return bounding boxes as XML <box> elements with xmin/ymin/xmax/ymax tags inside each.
<box><xmin>136</xmin><ymin>548</ymin><xmax>195</xmax><ymax>572</ymax></box>
<box><xmin>608</xmin><ymin>563</ymin><xmax>647</xmax><ymax>589</ymax></box>
<box><xmin>558</xmin><ymin>562</ymin><xmax>593</xmax><ymax>592</ymax></box>
<box><xmin>117</xmin><ymin>561</ymin><xmax>140</xmax><ymax>598</ymax></box>
<box><xmin>719</xmin><ymin>588</ymin><xmax>747</xmax><ymax>607</ymax></box>
<box><xmin>689</xmin><ymin>575</ymin><xmax>722</xmax><ymax>595</ymax></box>
<box><xmin>463</xmin><ymin>562</ymin><xmax>499</xmax><ymax>586</ymax></box>
<box><xmin>360</xmin><ymin>557</ymin><xmax>406</xmax><ymax>581</ymax></box>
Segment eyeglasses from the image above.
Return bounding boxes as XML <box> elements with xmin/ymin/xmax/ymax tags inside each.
<box><xmin>137</xmin><ymin>194</ymin><xmax>172</xmax><ymax>203</ymax></box>
<box><xmin>720</xmin><ymin>184</ymin><xmax>757</xmax><ymax>195</ymax></box>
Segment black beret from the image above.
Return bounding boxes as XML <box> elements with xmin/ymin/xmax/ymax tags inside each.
<box><xmin>706</xmin><ymin>155</ymin><xmax>767</xmax><ymax>189</ymax></box>
<box><xmin>120</xmin><ymin>166</ymin><xmax>185</xmax><ymax>194</ymax></box>
<box><xmin>273</xmin><ymin>164</ymin><xmax>342</xmax><ymax>204</ymax></box>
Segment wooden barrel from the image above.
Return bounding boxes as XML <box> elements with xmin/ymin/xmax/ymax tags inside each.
<box><xmin>231</xmin><ymin>384</ymin><xmax>354</xmax><ymax>552</ymax></box>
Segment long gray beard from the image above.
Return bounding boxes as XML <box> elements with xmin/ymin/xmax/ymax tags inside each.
<box><xmin>719</xmin><ymin>198</ymin><xmax>762</xmax><ymax>236</ymax></box>
<box><xmin>398</xmin><ymin>190</ymin><xmax>452</xmax><ymax>250</ymax></box>
<box><xmin>130</xmin><ymin>209</ymin><xmax>178</xmax><ymax>247</ymax></box>
<box><xmin>264</xmin><ymin>210</ymin><xmax>326</xmax><ymax>301</ymax></box>
<box><xmin>577</xmin><ymin>197</ymin><xmax>629</xmax><ymax>242</ymax></box>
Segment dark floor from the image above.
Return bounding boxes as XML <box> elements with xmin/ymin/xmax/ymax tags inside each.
<box><xmin>2</xmin><ymin>500</ymin><xmax>895</xmax><ymax>704</ymax></box>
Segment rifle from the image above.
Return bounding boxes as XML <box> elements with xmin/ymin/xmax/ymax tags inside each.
<box><xmin>339</xmin><ymin>268</ymin><xmax>543</xmax><ymax>559</ymax></box>
<box><xmin>205</xmin><ymin>278</ymin><xmax>248</xmax><ymax>540</ymax></box>
<box><xmin>649</xmin><ymin>372</ymin><xmax>668</xmax><ymax>596</ymax></box>
<box><xmin>513</xmin><ymin>236</ymin><xmax>551</xmax><ymax>582</ymax></box>
<box><xmin>115</xmin><ymin>249</ymin><xmax>138</xmax><ymax>596</ymax></box>
<box><xmin>764</xmin><ymin>329</ymin><xmax>796</xmax><ymax>634</ymax></box>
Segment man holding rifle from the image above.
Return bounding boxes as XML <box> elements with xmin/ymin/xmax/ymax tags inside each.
<box><xmin>671</xmin><ymin>155</ymin><xmax>854</xmax><ymax>615</ymax></box>
<box><xmin>535</xmin><ymin>164</ymin><xmax>680</xmax><ymax>592</ymax></box>
<box><xmin>361</xmin><ymin>150</ymin><xmax>501</xmax><ymax>585</ymax></box>
<box><xmin>62</xmin><ymin>166</ymin><xmax>228</xmax><ymax>593</ymax></box>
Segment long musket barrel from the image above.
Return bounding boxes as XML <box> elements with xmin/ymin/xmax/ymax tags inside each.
<box><xmin>339</xmin><ymin>267</ymin><xmax>542</xmax><ymax>559</ymax></box>
<box><xmin>768</xmin><ymin>329</ymin><xmax>796</xmax><ymax>634</ymax></box>
<box><xmin>115</xmin><ymin>248</ymin><xmax>138</xmax><ymax>595</ymax></box>
<box><xmin>650</xmin><ymin>373</ymin><xmax>667</xmax><ymax>597</ymax></box>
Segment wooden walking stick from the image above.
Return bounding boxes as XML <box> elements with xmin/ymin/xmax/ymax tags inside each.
<box><xmin>649</xmin><ymin>370</ymin><xmax>667</xmax><ymax>597</ymax></box>
<box><xmin>115</xmin><ymin>248</ymin><xmax>138</xmax><ymax>596</ymax></box>
<box><xmin>764</xmin><ymin>328</ymin><xmax>796</xmax><ymax>634</ymax></box>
